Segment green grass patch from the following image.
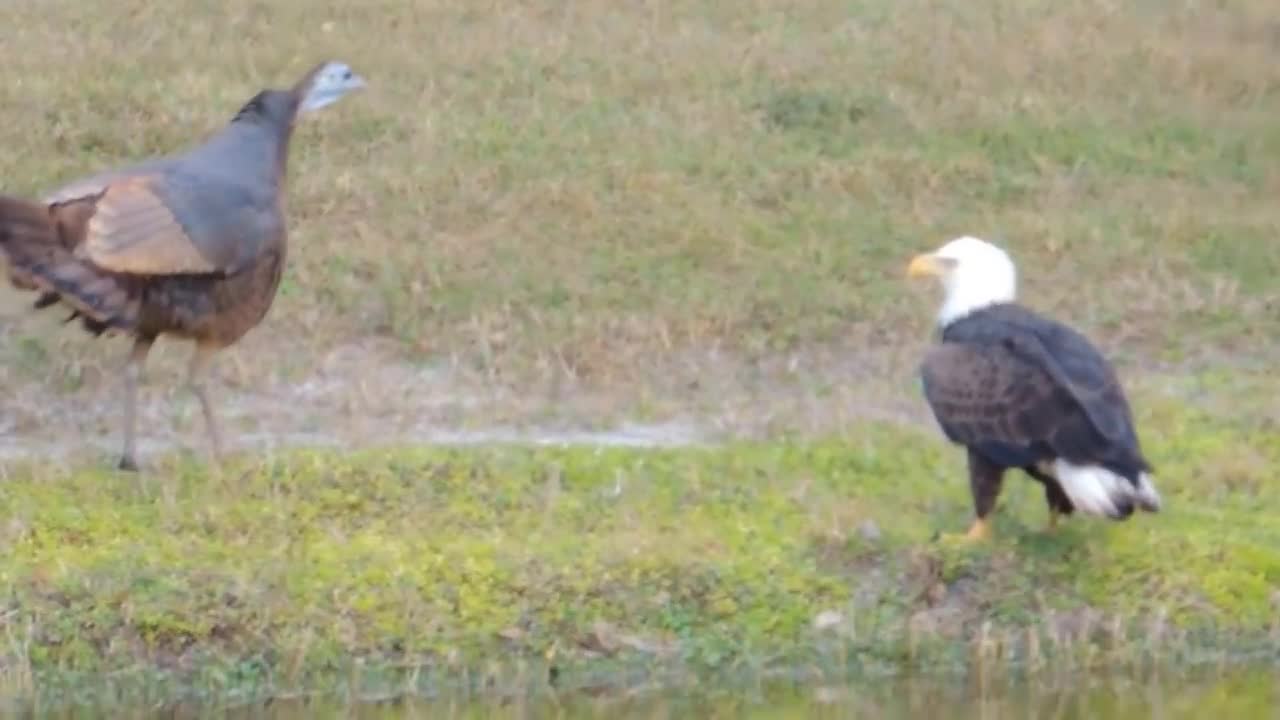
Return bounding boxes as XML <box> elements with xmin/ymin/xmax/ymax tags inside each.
<box><xmin>0</xmin><ymin>401</ymin><xmax>1276</xmax><ymax>709</ymax></box>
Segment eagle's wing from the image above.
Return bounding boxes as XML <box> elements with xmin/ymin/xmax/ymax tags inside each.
<box><xmin>999</xmin><ymin>328</ymin><xmax>1140</xmax><ymax>451</ymax></box>
<box><xmin>920</xmin><ymin>341</ymin><xmax>1078</xmax><ymax>468</ymax></box>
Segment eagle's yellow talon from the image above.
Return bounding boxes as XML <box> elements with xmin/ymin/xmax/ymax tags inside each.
<box><xmin>938</xmin><ymin>518</ymin><xmax>991</xmax><ymax>545</ymax></box>
<box><xmin>964</xmin><ymin>517</ymin><xmax>991</xmax><ymax>541</ymax></box>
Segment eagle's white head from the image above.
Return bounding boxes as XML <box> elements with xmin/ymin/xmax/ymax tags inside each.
<box><xmin>907</xmin><ymin>235</ymin><xmax>1017</xmax><ymax>327</ymax></box>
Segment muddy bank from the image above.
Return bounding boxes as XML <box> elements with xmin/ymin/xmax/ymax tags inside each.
<box><xmin>0</xmin><ymin>334</ymin><xmax>937</xmax><ymax>464</ymax></box>
<box><xmin>4</xmin><ymin>329</ymin><xmax>1265</xmax><ymax>469</ymax></box>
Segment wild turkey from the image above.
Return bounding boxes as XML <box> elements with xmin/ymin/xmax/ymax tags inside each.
<box><xmin>0</xmin><ymin>60</ymin><xmax>366</xmax><ymax>471</ymax></box>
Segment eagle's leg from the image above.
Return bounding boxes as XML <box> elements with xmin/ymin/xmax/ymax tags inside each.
<box><xmin>1043</xmin><ymin>489</ymin><xmax>1073</xmax><ymax>533</ymax></box>
<box><xmin>118</xmin><ymin>334</ymin><xmax>155</xmax><ymax>472</ymax></box>
<box><xmin>1047</xmin><ymin>508</ymin><xmax>1061</xmax><ymax>532</ymax></box>
<box><xmin>1024</xmin><ymin>463</ymin><xmax>1073</xmax><ymax>533</ymax></box>
<box><xmin>959</xmin><ymin>449</ymin><xmax>1004</xmax><ymax>542</ymax></box>
<box><xmin>187</xmin><ymin>340</ymin><xmax>225</xmax><ymax>467</ymax></box>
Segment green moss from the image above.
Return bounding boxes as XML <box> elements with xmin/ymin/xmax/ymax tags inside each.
<box><xmin>0</xmin><ymin>401</ymin><xmax>1276</xmax><ymax>707</ymax></box>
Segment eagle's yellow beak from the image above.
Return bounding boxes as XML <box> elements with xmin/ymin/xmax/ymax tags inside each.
<box><xmin>907</xmin><ymin>252</ymin><xmax>945</xmax><ymax>279</ymax></box>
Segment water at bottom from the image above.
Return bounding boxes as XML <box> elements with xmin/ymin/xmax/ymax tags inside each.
<box><xmin>212</xmin><ymin>667</ymin><xmax>1278</xmax><ymax>720</ymax></box>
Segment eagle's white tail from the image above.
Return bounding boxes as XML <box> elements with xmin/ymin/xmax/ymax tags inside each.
<box><xmin>1052</xmin><ymin>460</ymin><xmax>1162</xmax><ymax>519</ymax></box>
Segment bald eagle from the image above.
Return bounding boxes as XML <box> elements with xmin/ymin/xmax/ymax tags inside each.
<box><xmin>906</xmin><ymin>236</ymin><xmax>1161</xmax><ymax>541</ymax></box>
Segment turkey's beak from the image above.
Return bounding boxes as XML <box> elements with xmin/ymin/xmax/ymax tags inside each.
<box><xmin>342</xmin><ymin>72</ymin><xmax>367</xmax><ymax>93</ymax></box>
<box><xmin>907</xmin><ymin>252</ymin><xmax>946</xmax><ymax>279</ymax></box>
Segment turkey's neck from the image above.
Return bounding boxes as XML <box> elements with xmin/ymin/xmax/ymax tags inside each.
<box><xmin>199</xmin><ymin>117</ymin><xmax>296</xmax><ymax>188</ymax></box>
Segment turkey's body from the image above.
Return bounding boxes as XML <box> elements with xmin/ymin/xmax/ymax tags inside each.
<box><xmin>0</xmin><ymin>60</ymin><xmax>364</xmax><ymax>470</ymax></box>
<box><xmin>134</xmin><ymin>246</ymin><xmax>287</xmax><ymax>345</ymax></box>
<box><xmin>130</xmin><ymin>235</ymin><xmax>291</xmax><ymax>358</ymax></box>
<box><xmin>42</xmin><ymin>112</ymin><xmax>293</xmax><ymax>347</ymax></box>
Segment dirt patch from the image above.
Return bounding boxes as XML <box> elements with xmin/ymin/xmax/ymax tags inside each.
<box><xmin>0</xmin><ymin>322</ymin><xmax>943</xmax><ymax>466</ymax></box>
<box><xmin>0</xmin><ymin>319</ymin><xmax>1269</xmax><ymax>469</ymax></box>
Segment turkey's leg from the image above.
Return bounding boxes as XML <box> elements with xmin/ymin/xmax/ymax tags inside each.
<box><xmin>187</xmin><ymin>341</ymin><xmax>225</xmax><ymax>466</ymax></box>
<box><xmin>119</xmin><ymin>335</ymin><xmax>155</xmax><ymax>472</ymax></box>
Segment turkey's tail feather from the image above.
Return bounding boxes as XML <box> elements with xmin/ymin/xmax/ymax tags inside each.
<box><xmin>0</xmin><ymin>195</ymin><xmax>137</xmax><ymax>334</ymax></box>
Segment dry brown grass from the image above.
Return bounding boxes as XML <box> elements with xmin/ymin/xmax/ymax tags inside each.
<box><xmin>0</xmin><ymin>0</ymin><xmax>1277</xmax><ymax>460</ymax></box>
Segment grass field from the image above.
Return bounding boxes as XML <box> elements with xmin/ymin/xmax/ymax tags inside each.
<box><xmin>0</xmin><ymin>0</ymin><xmax>1277</xmax><ymax>709</ymax></box>
<box><xmin>0</xmin><ymin>0</ymin><xmax>1276</xmax><ymax>453</ymax></box>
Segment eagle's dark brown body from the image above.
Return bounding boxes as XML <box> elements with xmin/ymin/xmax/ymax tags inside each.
<box><xmin>0</xmin><ymin>61</ymin><xmax>361</xmax><ymax>470</ymax></box>
<box><xmin>920</xmin><ymin>301</ymin><xmax>1159</xmax><ymax>527</ymax></box>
